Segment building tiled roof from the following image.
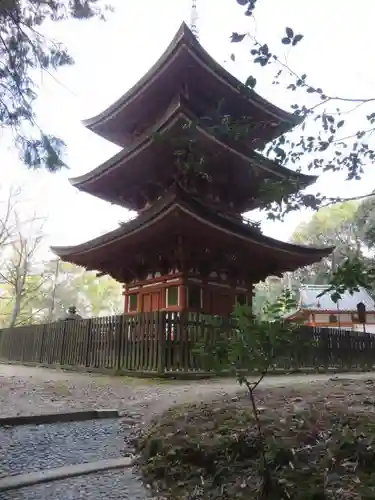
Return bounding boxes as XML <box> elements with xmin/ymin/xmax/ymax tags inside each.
<box><xmin>299</xmin><ymin>284</ymin><xmax>375</xmax><ymax>312</ymax></box>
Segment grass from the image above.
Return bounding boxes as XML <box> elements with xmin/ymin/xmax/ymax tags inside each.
<box><xmin>136</xmin><ymin>377</ymin><xmax>375</xmax><ymax>499</ymax></box>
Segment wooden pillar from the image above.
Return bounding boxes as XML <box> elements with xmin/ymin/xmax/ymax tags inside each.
<box><xmin>229</xmin><ymin>271</ymin><xmax>238</xmax><ymax>316</ymax></box>
<box><xmin>123</xmin><ymin>284</ymin><xmax>128</xmax><ymax>313</ymax></box>
<box><xmin>137</xmin><ymin>288</ymin><xmax>142</xmax><ymax>313</ymax></box>
<box><xmin>157</xmin><ymin>311</ymin><xmax>166</xmax><ymax>374</ymax></box>
<box><xmin>248</xmin><ymin>283</ymin><xmax>254</xmax><ymax>309</ymax></box>
<box><xmin>179</xmin><ymin>278</ymin><xmax>187</xmax><ymax>311</ymax></box>
<box><xmin>201</xmin><ymin>276</ymin><xmax>208</xmax><ymax>314</ymax></box>
<box><xmin>177</xmin><ymin>235</ymin><xmax>187</xmax><ymax>313</ymax></box>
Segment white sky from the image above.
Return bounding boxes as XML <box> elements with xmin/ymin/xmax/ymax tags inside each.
<box><xmin>1</xmin><ymin>0</ymin><xmax>375</xmax><ymax>258</ymax></box>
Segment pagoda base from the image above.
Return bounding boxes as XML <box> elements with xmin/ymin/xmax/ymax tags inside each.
<box><xmin>123</xmin><ymin>272</ymin><xmax>253</xmax><ymax>316</ymax></box>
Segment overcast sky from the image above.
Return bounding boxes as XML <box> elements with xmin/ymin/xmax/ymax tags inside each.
<box><xmin>1</xmin><ymin>0</ymin><xmax>374</xmax><ymax>258</ymax></box>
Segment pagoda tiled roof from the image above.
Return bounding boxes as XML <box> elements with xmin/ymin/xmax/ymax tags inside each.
<box><xmin>51</xmin><ymin>185</ymin><xmax>333</xmax><ymax>282</ymax></box>
<box><xmin>70</xmin><ymin>96</ymin><xmax>316</xmax><ymax>211</ymax></box>
<box><xmin>82</xmin><ymin>22</ymin><xmax>302</xmax><ymax>147</ymax></box>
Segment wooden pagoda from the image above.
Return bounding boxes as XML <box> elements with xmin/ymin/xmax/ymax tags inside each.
<box><xmin>51</xmin><ymin>22</ymin><xmax>333</xmax><ymax>316</ymax></box>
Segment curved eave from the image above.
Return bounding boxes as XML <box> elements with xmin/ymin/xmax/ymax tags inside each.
<box><xmin>72</xmin><ymin>99</ymin><xmax>315</xmax><ymax>196</ymax></box>
<box><xmin>51</xmin><ymin>187</ymin><xmax>333</xmax><ymax>266</ymax></box>
<box><xmin>82</xmin><ymin>22</ymin><xmax>301</xmax><ymax>136</ymax></box>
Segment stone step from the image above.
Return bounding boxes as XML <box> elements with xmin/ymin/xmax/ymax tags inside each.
<box><xmin>1</xmin><ymin>467</ymin><xmax>152</xmax><ymax>500</ymax></box>
<box><xmin>0</xmin><ymin>416</ymin><xmax>138</xmax><ymax>479</ymax></box>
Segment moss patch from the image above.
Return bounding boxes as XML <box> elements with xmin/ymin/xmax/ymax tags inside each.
<box><xmin>136</xmin><ymin>378</ymin><xmax>375</xmax><ymax>499</ymax></box>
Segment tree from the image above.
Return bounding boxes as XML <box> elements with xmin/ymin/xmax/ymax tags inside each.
<box><xmin>232</xmin><ymin>0</ymin><xmax>375</xmax><ymax>216</ymax></box>
<box><xmin>197</xmin><ymin>291</ymin><xmax>306</xmax><ymax>498</ymax></box>
<box><xmin>291</xmin><ymin>199</ymin><xmax>375</xmax><ymax>296</ymax></box>
<box><xmin>253</xmin><ymin>277</ymin><xmax>285</xmax><ymax>317</ymax></box>
<box><xmin>229</xmin><ymin>1</ymin><xmax>375</xmax><ymax>294</ymax></box>
<box><xmin>323</xmin><ymin>198</ymin><xmax>375</xmax><ymax>297</ymax></box>
<box><xmin>0</xmin><ymin>210</ymin><xmax>46</xmax><ymax>328</ymax></box>
<box><xmin>291</xmin><ymin>201</ymin><xmax>363</xmax><ymax>283</ymax></box>
<box><xmin>75</xmin><ymin>268</ymin><xmax>124</xmax><ymax>317</ymax></box>
<box><xmin>29</xmin><ymin>260</ymin><xmax>124</xmax><ymax>321</ymax></box>
<box><xmin>351</xmin><ymin>197</ymin><xmax>375</xmax><ymax>250</ymax></box>
<box><xmin>0</xmin><ymin>0</ymin><xmax>111</xmax><ymax>171</ymax></box>
<box><xmin>0</xmin><ymin>259</ymin><xmax>124</xmax><ymax>325</ymax></box>
<box><xmin>253</xmin><ymin>201</ymin><xmax>375</xmax><ymax>306</ymax></box>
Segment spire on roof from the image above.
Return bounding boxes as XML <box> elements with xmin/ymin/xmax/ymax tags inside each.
<box><xmin>190</xmin><ymin>0</ymin><xmax>199</xmax><ymax>38</ymax></box>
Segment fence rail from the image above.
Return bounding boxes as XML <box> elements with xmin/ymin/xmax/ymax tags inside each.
<box><xmin>0</xmin><ymin>312</ymin><xmax>374</xmax><ymax>376</ymax></box>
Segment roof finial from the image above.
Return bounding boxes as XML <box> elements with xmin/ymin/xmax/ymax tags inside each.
<box><xmin>190</xmin><ymin>0</ymin><xmax>199</xmax><ymax>39</ymax></box>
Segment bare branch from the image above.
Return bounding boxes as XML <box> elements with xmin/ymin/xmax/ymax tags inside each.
<box><xmin>320</xmin><ymin>192</ymin><xmax>375</xmax><ymax>209</ymax></box>
<box><xmin>244</xmin><ymin>31</ymin><xmax>375</xmax><ymax>107</ymax></box>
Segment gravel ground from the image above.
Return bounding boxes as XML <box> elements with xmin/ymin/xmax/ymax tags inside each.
<box><xmin>0</xmin><ymin>419</ymin><xmax>132</xmax><ymax>477</ymax></box>
<box><xmin>0</xmin><ymin>364</ymin><xmax>241</xmax><ymax>497</ymax></box>
<box><xmin>2</xmin><ymin>469</ymin><xmax>154</xmax><ymax>500</ymax></box>
<box><xmin>1</xmin><ymin>365</ymin><xmax>375</xmax><ymax>499</ymax></box>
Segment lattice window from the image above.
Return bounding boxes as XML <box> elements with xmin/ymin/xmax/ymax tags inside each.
<box><xmin>329</xmin><ymin>314</ymin><xmax>338</xmax><ymax>324</ymax></box>
<box><xmin>128</xmin><ymin>294</ymin><xmax>138</xmax><ymax>312</ymax></box>
<box><xmin>166</xmin><ymin>286</ymin><xmax>179</xmax><ymax>307</ymax></box>
<box><xmin>187</xmin><ymin>285</ymin><xmax>202</xmax><ymax>309</ymax></box>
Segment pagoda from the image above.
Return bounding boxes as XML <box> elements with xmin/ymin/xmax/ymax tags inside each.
<box><xmin>51</xmin><ymin>23</ymin><xmax>333</xmax><ymax>317</ymax></box>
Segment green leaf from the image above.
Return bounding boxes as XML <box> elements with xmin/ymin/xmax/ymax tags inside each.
<box><xmin>231</xmin><ymin>32</ymin><xmax>246</xmax><ymax>43</ymax></box>
<box><xmin>292</xmin><ymin>34</ymin><xmax>304</xmax><ymax>46</ymax></box>
<box><xmin>274</xmin><ymin>147</ymin><xmax>286</xmax><ymax>162</ymax></box>
<box><xmin>285</xmin><ymin>27</ymin><xmax>294</xmax><ymax>38</ymax></box>
<box><xmin>245</xmin><ymin>75</ymin><xmax>257</xmax><ymax>89</ymax></box>
<box><xmin>0</xmin><ymin>0</ymin><xmax>109</xmax><ymax>172</ymax></box>
<box><xmin>281</xmin><ymin>37</ymin><xmax>291</xmax><ymax>45</ymax></box>
<box><xmin>337</xmin><ymin>120</ymin><xmax>345</xmax><ymax>128</ymax></box>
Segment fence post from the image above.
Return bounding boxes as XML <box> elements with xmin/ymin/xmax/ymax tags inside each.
<box><xmin>157</xmin><ymin>311</ymin><xmax>166</xmax><ymax>374</ymax></box>
<box><xmin>0</xmin><ymin>328</ymin><xmax>8</xmax><ymax>360</ymax></box>
<box><xmin>20</xmin><ymin>328</ymin><xmax>27</xmax><ymax>363</ymax></box>
<box><xmin>85</xmin><ymin>318</ymin><xmax>93</xmax><ymax>367</ymax></box>
<box><xmin>39</xmin><ymin>324</ymin><xmax>47</xmax><ymax>364</ymax></box>
<box><xmin>59</xmin><ymin>321</ymin><xmax>67</xmax><ymax>365</ymax></box>
<box><xmin>117</xmin><ymin>315</ymin><xmax>124</xmax><ymax>372</ymax></box>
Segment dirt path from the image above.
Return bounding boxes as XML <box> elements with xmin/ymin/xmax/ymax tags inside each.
<box><xmin>2</xmin><ymin>364</ymin><xmax>375</xmax><ymax>421</ymax></box>
<box><xmin>0</xmin><ymin>364</ymin><xmax>238</xmax><ymax>420</ymax></box>
<box><xmin>2</xmin><ymin>365</ymin><xmax>375</xmax><ymax>499</ymax></box>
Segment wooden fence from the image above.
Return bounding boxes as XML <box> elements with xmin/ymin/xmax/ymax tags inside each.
<box><xmin>0</xmin><ymin>312</ymin><xmax>375</xmax><ymax>376</ymax></box>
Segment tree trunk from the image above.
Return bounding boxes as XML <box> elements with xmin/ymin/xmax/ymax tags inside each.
<box><xmin>8</xmin><ymin>292</ymin><xmax>22</xmax><ymax>328</ymax></box>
